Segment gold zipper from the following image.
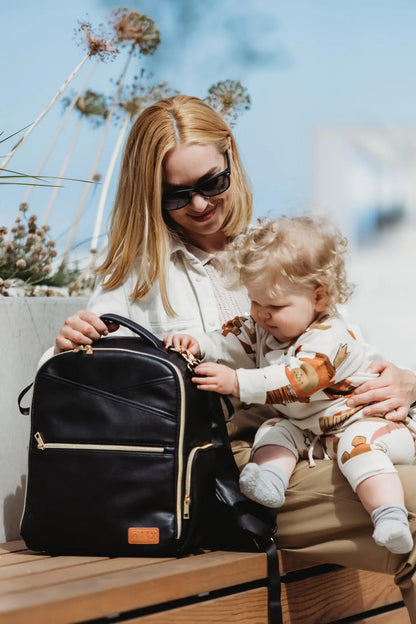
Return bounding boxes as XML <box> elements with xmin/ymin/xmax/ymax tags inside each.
<box><xmin>183</xmin><ymin>444</ymin><xmax>213</xmax><ymax>519</ymax></box>
<box><xmin>34</xmin><ymin>432</ymin><xmax>165</xmax><ymax>454</ymax></box>
<box><xmin>72</xmin><ymin>345</ymin><xmax>94</xmax><ymax>355</ymax></box>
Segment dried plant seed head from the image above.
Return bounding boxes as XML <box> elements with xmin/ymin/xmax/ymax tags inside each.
<box><xmin>110</xmin><ymin>9</ymin><xmax>161</xmax><ymax>54</ymax></box>
<box><xmin>77</xmin><ymin>21</ymin><xmax>118</xmax><ymax>61</ymax></box>
<box><xmin>205</xmin><ymin>80</ymin><xmax>251</xmax><ymax>127</ymax></box>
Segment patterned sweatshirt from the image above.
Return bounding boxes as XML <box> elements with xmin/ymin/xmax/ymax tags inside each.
<box><xmin>198</xmin><ymin>313</ymin><xmax>378</xmax><ymax>436</ymax></box>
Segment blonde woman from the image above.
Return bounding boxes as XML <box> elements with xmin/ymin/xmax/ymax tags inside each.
<box><xmin>50</xmin><ymin>96</ymin><xmax>416</xmax><ymax>621</ymax></box>
<box><xmin>165</xmin><ymin>216</ymin><xmax>416</xmax><ymax>555</ymax></box>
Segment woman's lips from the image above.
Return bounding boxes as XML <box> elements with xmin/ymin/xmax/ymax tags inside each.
<box><xmin>188</xmin><ymin>206</ymin><xmax>216</xmax><ymax>222</ymax></box>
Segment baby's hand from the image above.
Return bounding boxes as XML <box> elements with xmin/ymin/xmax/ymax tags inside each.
<box><xmin>193</xmin><ymin>362</ymin><xmax>240</xmax><ymax>397</ymax></box>
<box><xmin>163</xmin><ymin>333</ymin><xmax>201</xmax><ymax>357</ymax></box>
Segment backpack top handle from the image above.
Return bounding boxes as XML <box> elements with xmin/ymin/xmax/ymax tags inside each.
<box><xmin>100</xmin><ymin>313</ymin><xmax>164</xmax><ymax>350</ymax></box>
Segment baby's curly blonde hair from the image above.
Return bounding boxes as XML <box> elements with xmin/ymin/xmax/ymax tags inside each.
<box><xmin>223</xmin><ymin>215</ymin><xmax>353</xmax><ymax>315</ymax></box>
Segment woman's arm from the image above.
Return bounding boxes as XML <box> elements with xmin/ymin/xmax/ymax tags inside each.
<box><xmin>346</xmin><ymin>361</ymin><xmax>416</xmax><ymax>421</ymax></box>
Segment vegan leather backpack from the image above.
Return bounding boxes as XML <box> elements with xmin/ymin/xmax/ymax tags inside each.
<box><xmin>19</xmin><ymin>314</ymin><xmax>282</xmax><ymax>622</ymax></box>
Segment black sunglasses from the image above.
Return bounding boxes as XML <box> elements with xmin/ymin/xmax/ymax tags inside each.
<box><xmin>162</xmin><ymin>151</ymin><xmax>231</xmax><ymax>212</ymax></box>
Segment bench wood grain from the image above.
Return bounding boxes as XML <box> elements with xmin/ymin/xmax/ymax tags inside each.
<box><xmin>0</xmin><ymin>541</ymin><xmax>410</xmax><ymax>624</ymax></box>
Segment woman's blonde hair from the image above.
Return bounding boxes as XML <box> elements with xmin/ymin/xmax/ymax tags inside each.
<box><xmin>96</xmin><ymin>94</ymin><xmax>252</xmax><ymax>315</ymax></box>
<box><xmin>224</xmin><ymin>216</ymin><xmax>353</xmax><ymax>314</ymax></box>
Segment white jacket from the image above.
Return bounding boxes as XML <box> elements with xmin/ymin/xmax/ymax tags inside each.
<box><xmin>87</xmin><ymin>237</ymin><xmax>249</xmax><ymax>337</ymax></box>
<box><xmin>38</xmin><ymin>237</ymin><xmax>249</xmax><ymax>367</ymax></box>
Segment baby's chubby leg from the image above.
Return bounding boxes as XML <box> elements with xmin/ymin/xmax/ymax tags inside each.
<box><xmin>338</xmin><ymin>418</ymin><xmax>415</xmax><ymax>554</ymax></box>
<box><xmin>239</xmin><ymin>446</ymin><xmax>296</xmax><ymax>507</ymax></box>
<box><xmin>239</xmin><ymin>418</ymin><xmax>300</xmax><ymax>508</ymax></box>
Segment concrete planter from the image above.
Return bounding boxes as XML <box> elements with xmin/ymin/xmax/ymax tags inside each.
<box><xmin>0</xmin><ymin>297</ymin><xmax>88</xmax><ymax>541</ymax></box>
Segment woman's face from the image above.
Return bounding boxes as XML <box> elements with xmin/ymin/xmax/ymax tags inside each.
<box><xmin>162</xmin><ymin>143</ymin><xmax>232</xmax><ymax>251</ymax></box>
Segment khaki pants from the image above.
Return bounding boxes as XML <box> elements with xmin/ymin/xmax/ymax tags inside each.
<box><xmin>229</xmin><ymin>404</ymin><xmax>416</xmax><ymax>623</ymax></box>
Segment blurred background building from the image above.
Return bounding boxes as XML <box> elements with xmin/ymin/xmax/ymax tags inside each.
<box><xmin>314</xmin><ymin>126</ymin><xmax>416</xmax><ymax>367</ymax></box>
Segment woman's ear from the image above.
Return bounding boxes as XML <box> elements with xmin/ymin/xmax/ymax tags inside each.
<box><xmin>314</xmin><ymin>286</ymin><xmax>329</xmax><ymax>312</ymax></box>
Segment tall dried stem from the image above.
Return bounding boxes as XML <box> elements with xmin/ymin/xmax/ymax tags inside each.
<box><xmin>21</xmin><ymin>62</ymin><xmax>99</xmax><ymax>206</ymax></box>
<box><xmin>59</xmin><ymin>46</ymin><xmax>135</xmax><ymax>270</ymax></box>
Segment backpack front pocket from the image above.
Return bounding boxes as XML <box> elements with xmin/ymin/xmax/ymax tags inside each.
<box><xmin>22</xmin><ymin>433</ymin><xmax>178</xmax><ymax>556</ymax></box>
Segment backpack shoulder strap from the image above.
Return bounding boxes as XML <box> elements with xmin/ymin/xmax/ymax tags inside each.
<box><xmin>211</xmin><ymin>395</ymin><xmax>282</xmax><ymax>624</ymax></box>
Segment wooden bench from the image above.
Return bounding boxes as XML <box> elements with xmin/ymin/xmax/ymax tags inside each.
<box><xmin>0</xmin><ymin>540</ymin><xmax>410</xmax><ymax>623</ymax></box>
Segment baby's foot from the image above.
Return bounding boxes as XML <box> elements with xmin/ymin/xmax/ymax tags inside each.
<box><xmin>371</xmin><ymin>505</ymin><xmax>413</xmax><ymax>554</ymax></box>
<box><xmin>239</xmin><ymin>463</ymin><xmax>288</xmax><ymax>508</ymax></box>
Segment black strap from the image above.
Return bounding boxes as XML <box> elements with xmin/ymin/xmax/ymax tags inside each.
<box><xmin>18</xmin><ymin>383</ymin><xmax>33</xmax><ymax>416</ymax></box>
<box><xmin>210</xmin><ymin>394</ymin><xmax>282</xmax><ymax>624</ymax></box>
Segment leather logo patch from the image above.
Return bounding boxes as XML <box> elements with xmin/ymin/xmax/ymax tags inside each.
<box><xmin>128</xmin><ymin>527</ymin><xmax>160</xmax><ymax>544</ymax></box>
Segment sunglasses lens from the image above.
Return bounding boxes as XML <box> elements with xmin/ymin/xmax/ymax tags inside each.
<box><xmin>199</xmin><ymin>172</ymin><xmax>230</xmax><ymax>197</ymax></box>
<box><xmin>162</xmin><ymin>192</ymin><xmax>190</xmax><ymax>211</ymax></box>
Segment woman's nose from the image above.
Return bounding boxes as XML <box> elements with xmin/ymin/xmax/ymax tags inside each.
<box><xmin>189</xmin><ymin>192</ymin><xmax>210</xmax><ymax>212</ymax></box>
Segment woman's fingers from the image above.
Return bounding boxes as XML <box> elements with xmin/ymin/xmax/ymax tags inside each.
<box><xmin>55</xmin><ymin>311</ymin><xmax>111</xmax><ymax>353</ymax></box>
<box><xmin>384</xmin><ymin>407</ymin><xmax>409</xmax><ymax>421</ymax></box>
<box><xmin>347</xmin><ymin>361</ymin><xmax>416</xmax><ymax>419</ymax></box>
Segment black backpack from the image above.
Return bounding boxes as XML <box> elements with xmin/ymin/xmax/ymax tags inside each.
<box><xmin>19</xmin><ymin>314</ymin><xmax>281</xmax><ymax>620</ymax></box>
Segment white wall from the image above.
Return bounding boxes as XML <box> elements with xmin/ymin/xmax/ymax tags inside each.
<box><xmin>0</xmin><ymin>297</ymin><xmax>87</xmax><ymax>542</ymax></box>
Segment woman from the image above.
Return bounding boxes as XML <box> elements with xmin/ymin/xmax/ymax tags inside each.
<box><xmin>52</xmin><ymin>95</ymin><xmax>416</xmax><ymax>620</ymax></box>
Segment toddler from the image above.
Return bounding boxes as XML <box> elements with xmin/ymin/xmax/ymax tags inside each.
<box><xmin>165</xmin><ymin>216</ymin><xmax>416</xmax><ymax>554</ymax></box>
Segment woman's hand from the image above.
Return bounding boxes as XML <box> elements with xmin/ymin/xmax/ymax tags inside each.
<box><xmin>164</xmin><ymin>333</ymin><xmax>201</xmax><ymax>357</ymax></box>
<box><xmin>54</xmin><ymin>310</ymin><xmax>118</xmax><ymax>354</ymax></box>
<box><xmin>346</xmin><ymin>360</ymin><xmax>416</xmax><ymax>421</ymax></box>
<box><xmin>193</xmin><ymin>362</ymin><xmax>240</xmax><ymax>397</ymax></box>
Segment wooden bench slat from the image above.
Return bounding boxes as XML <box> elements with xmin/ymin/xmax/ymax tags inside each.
<box><xmin>357</xmin><ymin>606</ymin><xmax>410</xmax><ymax>624</ymax></box>
<box><xmin>281</xmin><ymin>567</ymin><xmax>404</xmax><ymax>624</ymax></box>
<box><xmin>125</xmin><ymin>587</ymin><xmax>269</xmax><ymax>623</ymax></box>
<box><xmin>0</xmin><ymin>551</ymin><xmax>51</xmax><ymax>567</ymax></box>
<box><xmin>0</xmin><ymin>551</ymin><xmax>267</xmax><ymax>624</ymax></box>
<box><xmin>0</xmin><ymin>554</ymin><xmax>108</xmax><ymax>581</ymax></box>
<box><xmin>0</xmin><ymin>556</ymin><xmax>173</xmax><ymax>594</ymax></box>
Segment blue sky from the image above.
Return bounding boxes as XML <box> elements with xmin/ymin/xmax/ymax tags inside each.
<box><xmin>2</xmin><ymin>0</ymin><xmax>416</xmax><ymax>264</ymax></box>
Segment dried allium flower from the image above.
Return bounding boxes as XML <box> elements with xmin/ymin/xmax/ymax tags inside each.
<box><xmin>205</xmin><ymin>80</ymin><xmax>251</xmax><ymax>127</ymax></box>
<box><xmin>111</xmin><ymin>9</ymin><xmax>161</xmax><ymax>55</ymax></box>
<box><xmin>75</xmin><ymin>90</ymin><xmax>108</xmax><ymax>126</ymax></box>
<box><xmin>19</xmin><ymin>203</ymin><xmax>29</xmax><ymax>212</ymax></box>
<box><xmin>78</xmin><ymin>21</ymin><xmax>118</xmax><ymax>61</ymax></box>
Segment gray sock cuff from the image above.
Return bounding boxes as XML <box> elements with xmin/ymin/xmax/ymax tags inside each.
<box><xmin>371</xmin><ymin>504</ymin><xmax>408</xmax><ymax>525</ymax></box>
<box><xmin>260</xmin><ymin>465</ymin><xmax>289</xmax><ymax>490</ymax></box>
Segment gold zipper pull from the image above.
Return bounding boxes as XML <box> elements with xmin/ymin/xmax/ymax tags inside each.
<box><xmin>183</xmin><ymin>494</ymin><xmax>191</xmax><ymax>519</ymax></box>
<box><xmin>34</xmin><ymin>432</ymin><xmax>46</xmax><ymax>450</ymax></box>
<box><xmin>73</xmin><ymin>345</ymin><xmax>93</xmax><ymax>355</ymax></box>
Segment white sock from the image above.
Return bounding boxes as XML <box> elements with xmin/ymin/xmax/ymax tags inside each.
<box><xmin>371</xmin><ymin>504</ymin><xmax>413</xmax><ymax>554</ymax></box>
<box><xmin>239</xmin><ymin>463</ymin><xmax>289</xmax><ymax>508</ymax></box>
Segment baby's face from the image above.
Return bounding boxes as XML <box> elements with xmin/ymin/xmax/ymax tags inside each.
<box><xmin>248</xmin><ymin>287</ymin><xmax>318</xmax><ymax>343</ymax></box>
